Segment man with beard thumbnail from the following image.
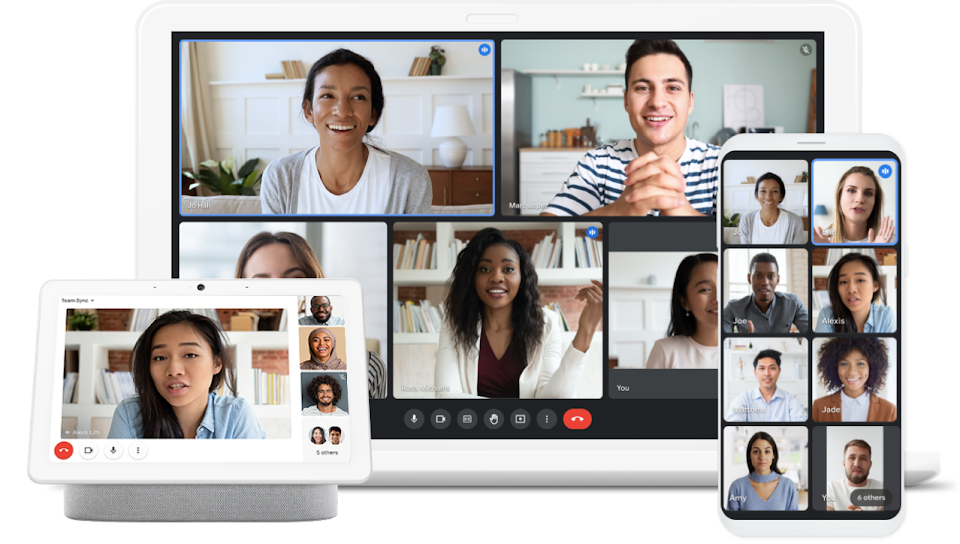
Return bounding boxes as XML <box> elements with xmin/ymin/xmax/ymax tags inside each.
<box><xmin>827</xmin><ymin>439</ymin><xmax>883</xmax><ymax>511</ymax></box>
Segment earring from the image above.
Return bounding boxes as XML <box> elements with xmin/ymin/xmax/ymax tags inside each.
<box><xmin>685</xmin><ymin>311</ymin><xmax>690</xmax><ymax>317</ymax></box>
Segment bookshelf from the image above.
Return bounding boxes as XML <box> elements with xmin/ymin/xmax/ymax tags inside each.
<box><xmin>61</xmin><ymin>331</ymin><xmax>291</xmax><ymax>439</ymax></box>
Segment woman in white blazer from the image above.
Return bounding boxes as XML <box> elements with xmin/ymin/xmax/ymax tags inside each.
<box><xmin>434</xmin><ymin>228</ymin><xmax>603</xmax><ymax>399</ymax></box>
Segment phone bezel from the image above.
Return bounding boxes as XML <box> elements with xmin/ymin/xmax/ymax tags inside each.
<box><xmin>716</xmin><ymin>133</ymin><xmax>906</xmax><ymax>536</ymax></box>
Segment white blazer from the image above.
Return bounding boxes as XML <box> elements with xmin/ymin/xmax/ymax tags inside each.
<box><xmin>434</xmin><ymin>309</ymin><xmax>587</xmax><ymax>399</ymax></box>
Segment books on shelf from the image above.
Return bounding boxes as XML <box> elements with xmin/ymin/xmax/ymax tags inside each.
<box><xmin>543</xmin><ymin>302</ymin><xmax>571</xmax><ymax>332</ymax></box>
<box><xmin>529</xmin><ymin>233</ymin><xmax>562</xmax><ymax>269</ymax></box>
<box><xmin>574</xmin><ymin>236</ymin><xmax>603</xmax><ymax>268</ymax></box>
<box><xmin>448</xmin><ymin>238</ymin><xmax>469</xmax><ymax>266</ymax></box>
<box><xmin>253</xmin><ymin>369</ymin><xmax>288</xmax><ymax>405</ymax></box>
<box><xmin>394</xmin><ymin>233</ymin><xmax>438</xmax><ymax>270</ymax></box>
<box><xmin>280</xmin><ymin>60</ymin><xmax>305</xmax><ymax>79</ymax></box>
<box><xmin>95</xmin><ymin>369</ymin><xmax>136</xmax><ymax>405</ymax></box>
<box><xmin>63</xmin><ymin>372</ymin><xmax>79</xmax><ymax>403</ymax></box>
<box><xmin>407</xmin><ymin>56</ymin><xmax>432</xmax><ymax>77</ymax></box>
<box><xmin>394</xmin><ymin>300</ymin><xmax>445</xmax><ymax>333</ymax></box>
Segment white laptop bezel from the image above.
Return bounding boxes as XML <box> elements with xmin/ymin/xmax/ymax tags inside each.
<box><xmin>136</xmin><ymin>1</ymin><xmax>860</xmax><ymax>485</ymax></box>
<box><xmin>29</xmin><ymin>279</ymin><xmax>371</xmax><ymax>484</ymax></box>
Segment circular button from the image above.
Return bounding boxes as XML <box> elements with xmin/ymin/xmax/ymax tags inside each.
<box><xmin>104</xmin><ymin>442</ymin><xmax>124</xmax><ymax>460</ymax></box>
<box><xmin>404</xmin><ymin>409</ymin><xmax>425</xmax><ymax>430</ymax></box>
<box><xmin>586</xmin><ymin>226</ymin><xmax>599</xmax><ymax>239</ymax></box>
<box><xmin>537</xmin><ymin>409</ymin><xmax>558</xmax><ymax>430</ymax></box>
<box><xmin>128</xmin><ymin>441</ymin><xmax>148</xmax><ymax>460</ymax></box>
<box><xmin>430</xmin><ymin>409</ymin><xmax>452</xmax><ymax>430</ymax></box>
<box><xmin>510</xmin><ymin>409</ymin><xmax>531</xmax><ymax>430</ymax></box>
<box><xmin>563</xmin><ymin>408</ymin><xmax>593</xmax><ymax>430</ymax></box>
<box><xmin>478</xmin><ymin>44</ymin><xmax>491</xmax><ymax>56</ymax></box>
<box><xmin>54</xmin><ymin>441</ymin><xmax>73</xmax><ymax>460</ymax></box>
<box><xmin>457</xmin><ymin>409</ymin><xmax>478</xmax><ymax>430</ymax></box>
<box><xmin>78</xmin><ymin>442</ymin><xmax>98</xmax><ymax>460</ymax></box>
<box><xmin>879</xmin><ymin>164</ymin><xmax>893</xmax><ymax>179</ymax></box>
<box><xmin>483</xmin><ymin>409</ymin><xmax>504</xmax><ymax>430</ymax></box>
<box><xmin>800</xmin><ymin>43</ymin><xmax>812</xmax><ymax>56</ymax></box>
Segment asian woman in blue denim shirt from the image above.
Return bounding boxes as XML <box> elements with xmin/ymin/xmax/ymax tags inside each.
<box><xmin>814</xmin><ymin>253</ymin><xmax>894</xmax><ymax>334</ymax></box>
<box><xmin>108</xmin><ymin>311</ymin><xmax>265</xmax><ymax>439</ymax></box>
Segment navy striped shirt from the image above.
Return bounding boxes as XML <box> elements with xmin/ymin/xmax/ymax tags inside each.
<box><xmin>546</xmin><ymin>138</ymin><xmax>720</xmax><ymax>216</ymax></box>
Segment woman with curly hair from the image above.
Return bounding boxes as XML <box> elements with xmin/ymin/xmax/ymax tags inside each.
<box><xmin>813</xmin><ymin>337</ymin><xmax>896</xmax><ymax>422</ymax></box>
<box><xmin>302</xmin><ymin>374</ymin><xmax>348</xmax><ymax>416</ymax></box>
<box><xmin>434</xmin><ymin>228</ymin><xmax>603</xmax><ymax>398</ymax></box>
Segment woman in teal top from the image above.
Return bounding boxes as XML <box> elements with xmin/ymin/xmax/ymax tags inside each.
<box><xmin>815</xmin><ymin>253</ymin><xmax>894</xmax><ymax>333</ymax></box>
<box><xmin>107</xmin><ymin>310</ymin><xmax>265</xmax><ymax>439</ymax></box>
<box><xmin>727</xmin><ymin>431</ymin><xmax>799</xmax><ymax>511</ymax></box>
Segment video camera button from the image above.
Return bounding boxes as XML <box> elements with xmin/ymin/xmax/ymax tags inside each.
<box><xmin>430</xmin><ymin>408</ymin><xmax>452</xmax><ymax>430</ymax></box>
<box><xmin>563</xmin><ymin>408</ymin><xmax>592</xmax><ymax>430</ymax></box>
<box><xmin>78</xmin><ymin>441</ymin><xmax>98</xmax><ymax>460</ymax></box>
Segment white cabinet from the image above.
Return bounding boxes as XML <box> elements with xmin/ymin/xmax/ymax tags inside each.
<box><xmin>519</xmin><ymin>150</ymin><xmax>585</xmax><ymax>215</ymax></box>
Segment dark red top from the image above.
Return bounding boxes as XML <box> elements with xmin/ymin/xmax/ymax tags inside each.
<box><xmin>477</xmin><ymin>328</ymin><xmax>525</xmax><ymax>398</ymax></box>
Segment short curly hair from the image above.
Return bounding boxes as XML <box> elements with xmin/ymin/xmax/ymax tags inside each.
<box><xmin>817</xmin><ymin>338</ymin><xmax>889</xmax><ymax>393</ymax></box>
<box><xmin>307</xmin><ymin>374</ymin><xmax>342</xmax><ymax>405</ymax></box>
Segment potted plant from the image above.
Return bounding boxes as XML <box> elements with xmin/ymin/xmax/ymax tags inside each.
<box><xmin>429</xmin><ymin>45</ymin><xmax>446</xmax><ymax>76</ymax></box>
<box><xmin>182</xmin><ymin>153</ymin><xmax>263</xmax><ymax>196</ymax></box>
<box><xmin>722</xmin><ymin>213</ymin><xmax>741</xmax><ymax>228</ymax></box>
<box><xmin>68</xmin><ymin>310</ymin><xmax>98</xmax><ymax>331</ymax></box>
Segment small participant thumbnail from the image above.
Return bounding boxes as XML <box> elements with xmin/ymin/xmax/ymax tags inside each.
<box><xmin>811</xmin><ymin>249</ymin><xmax>897</xmax><ymax>333</ymax></box>
<box><xmin>722</xmin><ymin>248</ymin><xmax>809</xmax><ymax>334</ymax></box>
<box><xmin>300</xmin><ymin>372</ymin><xmax>349</xmax><ymax>417</ymax></box>
<box><xmin>811</xmin><ymin>160</ymin><xmax>898</xmax><ymax>245</ymax></box>
<box><xmin>821</xmin><ymin>427</ymin><xmax>889</xmax><ymax>511</ymax></box>
<box><xmin>723</xmin><ymin>426</ymin><xmax>808</xmax><ymax>511</ymax></box>
<box><xmin>724</xmin><ymin>338</ymin><xmax>808</xmax><ymax>423</ymax></box>
<box><xmin>299</xmin><ymin>326</ymin><xmax>348</xmax><ymax>371</ymax></box>
<box><xmin>812</xmin><ymin>337</ymin><xmax>897</xmax><ymax>423</ymax></box>
<box><xmin>721</xmin><ymin>160</ymin><xmax>809</xmax><ymax>245</ymax></box>
<box><xmin>298</xmin><ymin>295</ymin><xmax>345</xmax><ymax>326</ymax></box>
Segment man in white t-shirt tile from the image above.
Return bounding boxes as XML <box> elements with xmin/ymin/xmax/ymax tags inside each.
<box><xmin>826</xmin><ymin>439</ymin><xmax>884</xmax><ymax>511</ymax></box>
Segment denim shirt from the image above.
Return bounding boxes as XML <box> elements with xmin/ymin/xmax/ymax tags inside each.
<box><xmin>814</xmin><ymin>303</ymin><xmax>895</xmax><ymax>333</ymax></box>
<box><xmin>107</xmin><ymin>392</ymin><xmax>266</xmax><ymax>439</ymax></box>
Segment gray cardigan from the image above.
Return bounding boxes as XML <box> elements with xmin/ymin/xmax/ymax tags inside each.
<box><xmin>738</xmin><ymin>209</ymin><xmax>806</xmax><ymax>245</ymax></box>
<box><xmin>259</xmin><ymin>147</ymin><xmax>432</xmax><ymax>214</ymax></box>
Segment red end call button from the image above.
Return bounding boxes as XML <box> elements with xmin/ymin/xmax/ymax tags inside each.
<box><xmin>563</xmin><ymin>409</ymin><xmax>592</xmax><ymax>430</ymax></box>
<box><xmin>54</xmin><ymin>442</ymin><xmax>73</xmax><ymax>460</ymax></box>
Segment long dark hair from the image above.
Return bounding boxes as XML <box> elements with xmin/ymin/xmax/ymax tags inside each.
<box><xmin>310</xmin><ymin>426</ymin><xmax>326</xmax><ymax>445</ymax></box>
<box><xmin>817</xmin><ymin>337</ymin><xmax>889</xmax><ymax>394</ymax></box>
<box><xmin>746</xmin><ymin>431</ymin><xmax>781</xmax><ymax>475</ymax></box>
<box><xmin>302</xmin><ymin>48</ymin><xmax>384</xmax><ymax>134</ymax></box>
<box><xmin>130</xmin><ymin>311</ymin><xmax>236</xmax><ymax>438</ymax></box>
<box><xmin>443</xmin><ymin>228</ymin><xmax>544</xmax><ymax>362</ymax></box>
<box><xmin>827</xmin><ymin>252</ymin><xmax>885</xmax><ymax>333</ymax></box>
<box><xmin>667</xmin><ymin>253</ymin><xmax>718</xmax><ymax>337</ymax></box>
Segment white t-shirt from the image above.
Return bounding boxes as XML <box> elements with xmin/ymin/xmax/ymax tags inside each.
<box><xmin>645</xmin><ymin>335</ymin><xmax>718</xmax><ymax>369</ymax></box>
<box><xmin>750</xmin><ymin>210</ymin><xmax>791</xmax><ymax>245</ymax></box>
<box><xmin>827</xmin><ymin>478</ymin><xmax>884</xmax><ymax>511</ymax></box>
<box><xmin>301</xmin><ymin>405</ymin><xmax>348</xmax><ymax>417</ymax></box>
<box><xmin>297</xmin><ymin>143</ymin><xmax>391</xmax><ymax>214</ymax></box>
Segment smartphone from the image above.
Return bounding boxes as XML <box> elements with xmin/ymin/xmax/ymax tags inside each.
<box><xmin>717</xmin><ymin>134</ymin><xmax>904</xmax><ymax>536</ymax></box>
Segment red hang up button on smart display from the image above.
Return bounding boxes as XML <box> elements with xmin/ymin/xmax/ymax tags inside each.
<box><xmin>563</xmin><ymin>409</ymin><xmax>592</xmax><ymax>430</ymax></box>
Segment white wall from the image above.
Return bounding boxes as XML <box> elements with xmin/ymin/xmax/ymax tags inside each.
<box><xmin>826</xmin><ymin>426</ymin><xmax>885</xmax><ymax>486</ymax></box>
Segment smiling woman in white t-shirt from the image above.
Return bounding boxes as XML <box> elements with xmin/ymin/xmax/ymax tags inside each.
<box><xmin>738</xmin><ymin>172</ymin><xmax>806</xmax><ymax>245</ymax></box>
<box><xmin>260</xmin><ymin>49</ymin><xmax>432</xmax><ymax>215</ymax></box>
<box><xmin>645</xmin><ymin>253</ymin><xmax>718</xmax><ymax>369</ymax></box>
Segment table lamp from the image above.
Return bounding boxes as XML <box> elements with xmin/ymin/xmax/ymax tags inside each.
<box><xmin>431</xmin><ymin>105</ymin><xmax>476</xmax><ymax>168</ymax></box>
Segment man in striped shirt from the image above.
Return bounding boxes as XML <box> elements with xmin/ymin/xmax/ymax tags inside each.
<box><xmin>542</xmin><ymin>39</ymin><xmax>719</xmax><ymax>217</ymax></box>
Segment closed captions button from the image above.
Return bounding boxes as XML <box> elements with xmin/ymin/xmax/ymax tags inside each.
<box><xmin>563</xmin><ymin>408</ymin><xmax>592</xmax><ymax>430</ymax></box>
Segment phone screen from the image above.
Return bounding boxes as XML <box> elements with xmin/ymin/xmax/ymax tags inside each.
<box><xmin>719</xmin><ymin>150</ymin><xmax>901</xmax><ymax>519</ymax></box>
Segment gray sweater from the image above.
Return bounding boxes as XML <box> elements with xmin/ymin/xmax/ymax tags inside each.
<box><xmin>738</xmin><ymin>209</ymin><xmax>807</xmax><ymax>245</ymax></box>
<box><xmin>260</xmin><ymin>147</ymin><xmax>432</xmax><ymax>214</ymax></box>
